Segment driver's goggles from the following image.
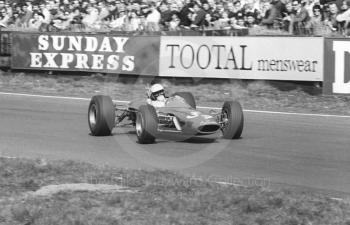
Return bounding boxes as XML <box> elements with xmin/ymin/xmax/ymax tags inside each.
<box><xmin>153</xmin><ymin>90</ymin><xmax>165</xmax><ymax>97</ymax></box>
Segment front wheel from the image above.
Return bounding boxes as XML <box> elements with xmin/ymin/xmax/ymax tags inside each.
<box><xmin>88</xmin><ymin>95</ymin><xmax>115</xmax><ymax>136</ymax></box>
<box><xmin>136</xmin><ymin>105</ymin><xmax>158</xmax><ymax>144</ymax></box>
<box><xmin>221</xmin><ymin>101</ymin><xmax>244</xmax><ymax>139</ymax></box>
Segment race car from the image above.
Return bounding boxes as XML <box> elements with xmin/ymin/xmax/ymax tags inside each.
<box><xmin>88</xmin><ymin>92</ymin><xmax>244</xmax><ymax>144</ymax></box>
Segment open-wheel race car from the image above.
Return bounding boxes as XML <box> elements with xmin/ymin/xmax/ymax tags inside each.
<box><xmin>88</xmin><ymin>92</ymin><xmax>244</xmax><ymax>144</ymax></box>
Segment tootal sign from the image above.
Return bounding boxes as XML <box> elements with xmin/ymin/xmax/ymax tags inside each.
<box><xmin>324</xmin><ymin>39</ymin><xmax>350</xmax><ymax>94</ymax></box>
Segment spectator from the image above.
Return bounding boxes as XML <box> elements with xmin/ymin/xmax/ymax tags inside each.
<box><xmin>281</xmin><ymin>1</ymin><xmax>294</xmax><ymax>31</ymax></box>
<box><xmin>0</xmin><ymin>1</ymin><xmax>5</xmax><ymax>10</ymax></box>
<box><xmin>133</xmin><ymin>3</ymin><xmax>143</xmax><ymax>16</ymax></box>
<box><xmin>7</xmin><ymin>10</ymin><xmax>21</xmax><ymax>28</ymax></box>
<box><xmin>0</xmin><ymin>8</ymin><xmax>9</xmax><ymax>28</ymax></box>
<box><xmin>236</xmin><ymin>16</ymin><xmax>247</xmax><ymax>27</ymax></box>
<box><xmin>126</xmin><ymin>10</ymin><xmax>141</xmax><ymax>31</ymax></box>
<box><xmin>70</xmin><ymin>7</ymin><xmax>84</xmax><ymax>31</ymax></box>
<box><xmin>210</xmin><ymin>1</ymin><xmax>225</xmax><ymax>20</ymax></box>
<box><xmin>324</xmin><ymin>2</ymin><xmax>339</xmax><ymax>32</ymax></box>
<box><xmin>245</xmin><ymin>12</ymin><xmax>259</xmax><ymax>27</ymax></box>
<box><xmin>80</xmin><ymin>1</ymin><xmax>90</xmax><ymax>13</ymax></box>
<box><xmin>227</xmin><ymin>1</ymin><xmax>243</xmax><ymax>18</ymax></box>
<box><xmin>191</xmin><ymin>3</ymin><xmax>206</xmax><ymax>28</ymax></box>
<box><xmin>202</xmin><ymin>2</ymin><xmax>212</xmax><ymax>14</ymax></box>
<box><xmin>146</xmin><ymin>2</ymin><xmax>161</xmax><ymax>31</ymax></box>
<box><xmin>4</xmin><ymin>3</ymin><xmax>12</xmax><ymax>18</ymax></box>
<box><xmin>12</xmin><ymin>3</ymin><xmax>20</xmax><ymax>13</ymax></box>
<box><xmin>304</xmin><ymin>0</ymin><xmax>319</xmax><ymax>17</ymax></box>
<box><xmin>54</xmin><ymin>10</ymin><xmax>73</xmax><ymax>30</ymax></box>
<box><xmin>169</xmin><ymin>12</ymin><xmax>181</xmax><ymax>30</ymax></box>
<box><xmin>203</xmin><ymin>13</ymin><xmax>216</xmax><ymax>29</ymax></box>
<box><xmin>260</xmin><ymin>0</ymin><xmax>281</xmax><ymax>28</ymax></box>
<box><xmin>140</xmin><ymin>3</ymin><xmax>151</xmax><ymax>17</ymax></box>
<box><xmin>72</xmin><ymin>0</ymin><xmax>80</xmax><ymax>10</ymax></box>
<box><xmin>216</xmin><ymin>11</ymin><xmax>231</xmax><ymax>29</ymax></box>
<box><xmin>28</xmin><ymin>11</ymin><xmax>44</xmax><ymax>30</ymax></box>
<box><xmin>260</xmin><ymin>0</ymin><xmax>272</xmax><ymax>17</ymax></box>
<box><xmin>82</xmin><ymin>5</ymin><xmax>99</xmax><ymax>29</ymax></box>
<box><xmin>178</xmin><ymin>0</ymin><xmax>193</xmax><ymax>27</ymax></box>
<box><xmin>105</xmin><ymin>2</ymin><xmax>118</xmax><ymax>21</ymax></box>
<box><xmin>26</xmin><ymin>0</ymin><xmax>33</xmax><ymax>12</ymax></box>
<box><xmin>97</xmin><ymin>1</ymin><xmax>110</xmax><ymax>21</ymax></box>
<box><xmin>336</xmin><ymin>0</ymin><xmax>350</xmax><ymax>22</ymax></box>
<box><xmin>32</xmin><ymin>4</ymin><xmax>39</xmax><ymax>13</ymax></box>
<box><xmin>182</xmin><ymin>10</ymin><xmax>193</xmax><ymax>28</ymax></box>
<box><xmin>159</xmin><ymin>2</ymin><xmax>172</xmax><ymax>30</ymax></box>
<box><xmin>336</xmin><ymin>0</ymin><xmax>350</xmax><ymax>32</ymax></box>
<box><xmin>62</xmin><ymin>0</ymin><xmax>74</xmax><ymax>11</ymax></box>
<box><xmin>309</xmin><ymin>4</ymin><xmax>326</xmax><ymax>34</ymax></box>
<box><xmin>290</xmin><ymin>0</ymin><xmax>311</xmax><ymax>34</ymax></box>
<box><xmin>49</xmin><ymin>1</ymin><xmax>59</xmax><ymax>18</ymax></box>
<box><xmin>40</xmin><ymin>2</ymin><xmax>51</xmax><ymax>29</ymax></box>
<box><xmin>243</xmin><ymin>0</ymin><xmax>261</xmax><ymax>22</ymax></box>
<box><xmin>20</xmin><ymin>4</ymin><xmax>33</xmax><ymax>28</ymax></box>
<box><xmin>109</xmin><ymin>10</ymin><xmax>127</xmax><ymax>30</ymax></box>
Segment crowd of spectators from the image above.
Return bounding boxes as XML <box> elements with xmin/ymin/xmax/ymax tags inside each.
<box><xmin>0</xmin><ymin>0</ymin><xmax>349</xmax><ymax>35</ymax></box>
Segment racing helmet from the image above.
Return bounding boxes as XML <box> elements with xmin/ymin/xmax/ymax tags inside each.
<box><xmin>149</xmin><ymin>83</ymin><xmax>165</xmax><ymax>101</ymax></box>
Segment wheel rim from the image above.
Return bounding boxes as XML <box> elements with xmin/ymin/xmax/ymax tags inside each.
<box><xmin>221</xmin><ymin>109</ymin><xmax>229</xmax><ymax>131</ymax></box>
<box><xmin>89</xmin><ymin>104</ymin><xmax>97</xmax><ymax>128</ymax></box>
<box><xmin>136</xmin><ymin>113</ymin><xmax>143</xmax><ymax>137</ymax></box>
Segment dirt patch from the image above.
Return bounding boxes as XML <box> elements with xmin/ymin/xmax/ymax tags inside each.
<box><xmin>0</xmin><ymin>157</ymin><xmax>350</xmax><ymax>225</ymax></box>
<box><xmin>31</xmin><ymin>183</ymin><xmax>135</xmax><ymax>196</ymax></box>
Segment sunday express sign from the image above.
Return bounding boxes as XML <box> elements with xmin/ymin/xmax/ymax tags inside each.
<box><xmin>11</xmin><ymin>32</ymin><xmax>160</xmax><ymax>75</ymax></box>
<box><xmin>159</xmin><ymin>36</ymin><xmax>323</xmax><ymax>81</ymax></box>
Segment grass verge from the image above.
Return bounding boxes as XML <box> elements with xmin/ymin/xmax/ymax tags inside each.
<box><xmin>0</xmin><ymin>71</ymin><xmax>350</xmax><ymax>115</ymax></box>
<box><xmin>0</xmin><ymin>157</ymin><xmax>350</xmax><ymax>225</ymax></box>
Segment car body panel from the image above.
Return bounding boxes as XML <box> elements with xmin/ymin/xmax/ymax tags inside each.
<box><xmin>128</xmin><ymin>96</ymin><xmax>221</xmax><ymax>135</ymax></box>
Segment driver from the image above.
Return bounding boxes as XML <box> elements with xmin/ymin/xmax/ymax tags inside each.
<box><xmin>147</xmin><ymin>83</ymin><xmax>167</xmax><ymax>107</ymax></box>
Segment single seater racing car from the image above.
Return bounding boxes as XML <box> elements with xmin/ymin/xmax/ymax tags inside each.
<box><xmin>88</xmin><ymin>92</ymin><xmax>244</xmax><ymax>144</ymax></box>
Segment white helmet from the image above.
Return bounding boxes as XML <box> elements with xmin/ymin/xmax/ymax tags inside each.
<box><xmin>149</xmin><ymin>84</ymin><xmax>165</xmax><ymax>101</ymax></box>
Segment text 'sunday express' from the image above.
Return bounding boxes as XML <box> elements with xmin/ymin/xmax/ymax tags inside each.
<box><xmin>29</xmin><ymin>35</ymin><xmax>135</xmax><ymax>71</ymax></box>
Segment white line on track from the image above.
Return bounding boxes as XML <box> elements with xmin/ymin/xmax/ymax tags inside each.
<box><xmin>1</xmin><ymin>91</ymin><xmax>350</xmax><ymax>119</ymax></box>
<box><xmin>0</xmin><ymin>156</ymin><xmax>17</xmax><ymax>159</ymax></box>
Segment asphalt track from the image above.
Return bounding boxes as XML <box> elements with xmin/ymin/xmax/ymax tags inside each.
<box><xmin>1</xmin><ymin>93</ymin><xmax>350</xmax><ymax>197</ymax></box>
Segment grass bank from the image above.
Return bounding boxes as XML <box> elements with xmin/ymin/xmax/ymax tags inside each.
<box><xmin>0</xmin><ymin>71</ymin><xmax>350</xmax><ymax>115</ymax></box>
<box><xmin>0</xmin><ymin>157</ymin><xmax>349</xmax><ymax>225</ymax></box>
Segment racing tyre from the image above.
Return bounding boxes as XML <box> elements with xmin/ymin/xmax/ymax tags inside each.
<box><xmin>136</xmin><ymin>105</ymin><xmax>158</xmax><ymax>144</ymax></box>
<box><xmin>221</xmin><ymin>101</ymin><xmax>244</xmax><ymax>139</ymax></box>
<box><xmin>172</xmin><ymin>92</ymin><xmax>196</xmax><ymax>109</ymax></box>
<box><xmin>88</xmin><ymin>95</ymin><xmax>115</xmax><ymax>136</ymax></box>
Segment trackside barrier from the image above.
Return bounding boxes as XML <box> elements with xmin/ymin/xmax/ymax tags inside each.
<box><xmin>1</xmin><ymin>30</ymin><xmax>349</xmax><ymax>94</ymax></box>
<box><xmin>7</xmin><ymin>31</ymin><xmax>324</xmax><ymax>82</ymax></box>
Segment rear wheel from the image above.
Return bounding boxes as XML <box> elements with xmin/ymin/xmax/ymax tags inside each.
<box><xmin>136</xmin><ymin>105</ymin><xmax>158</xmax><ymax>144</ymax></box>
<box><xmin>221</xmin><ymin>101</ymin><xmax>244</xmax><ymax>139</ymax></box>
<box><xmin>88</xmin><ymin>95</ymin><xmax>115</xmax><ymax>136</ymax></box>
<box><xmin>172</xmin><ymin>92</ymin><xmax>196</xmax><ymax>109</ymax></box>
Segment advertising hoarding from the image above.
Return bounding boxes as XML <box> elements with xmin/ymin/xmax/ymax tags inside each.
<box><xmin>324</xmin><ymin>38</ymin><xmax>350</xmax><ymax>94</ymax></box>
<box><xmin>159</xmin><ymin>36</ymin><xmax>324</xmax><ymax>81</ymax></box>
<box><xmin>11</xmin><ymin>32</ymin><xmax>160</xmax><ymax>75</ymax></box>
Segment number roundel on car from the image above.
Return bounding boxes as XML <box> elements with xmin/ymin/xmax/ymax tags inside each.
<box><xmin>202</xmin><ymin>115</ymin><xmax>213</xmax><ymax>120</ymax></box>
<box><xmin>186</xmin><ymin>111</ymin><xmax>200</xmax><ymax>119</ymax></box>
